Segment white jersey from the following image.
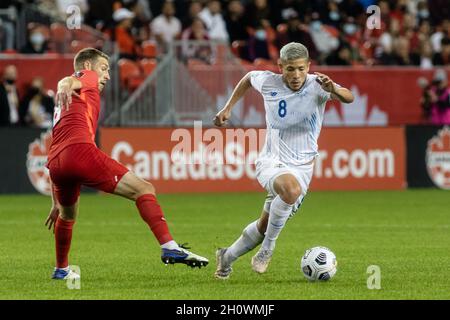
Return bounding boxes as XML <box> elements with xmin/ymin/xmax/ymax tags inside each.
<box><xmin>249</xmin><ymin>71</ymin><xmax>337</xmax><ymax>166</ymax></box>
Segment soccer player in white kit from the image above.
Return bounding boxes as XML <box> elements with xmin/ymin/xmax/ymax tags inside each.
<box><xmin>213</xmin><ymin>42</ymin><xmax>354</xmax><ymax>279</ymax></box>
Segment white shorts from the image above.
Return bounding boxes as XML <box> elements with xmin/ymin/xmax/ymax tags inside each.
<box><xmin>255</xmin><ymin>157</ymin><xmax>314</xmax><ymax>216</ymax></box>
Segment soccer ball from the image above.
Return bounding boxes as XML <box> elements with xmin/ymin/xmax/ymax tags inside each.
<box><xmin>301</xmin><ymin>246</ymin><xmax>337</xmax><ymax>281</ymax></box>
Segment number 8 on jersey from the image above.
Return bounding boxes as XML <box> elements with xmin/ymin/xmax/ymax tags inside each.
<box><xmin>278</xmin><ymin>100</ymin><xmax>287</xmax><ymax>118</ymax></box>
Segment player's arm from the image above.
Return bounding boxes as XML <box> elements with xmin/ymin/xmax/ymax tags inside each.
<box><xmin>45</xmin><ymin>178</ymin><xmax>60</xmax><ymax>233</ymax></box>
<box><xmin>214</xmin><ymin>72</ymin><xmax>252</xmax><ymax>127</ymax></box>
<box><xmin>56</xmin><ymin>76</ymin><xmax>82</xmax><ymax>110</ymax></box>
<box><xmin>314</xmin><ymin>72</ymin><xmax>354</xmax><ymax>103</ymax></box>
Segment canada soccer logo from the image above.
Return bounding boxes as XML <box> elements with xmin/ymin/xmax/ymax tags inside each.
<box><xmin>426</xmin><ymin>126</ymin><xmax>450</xmax><ymax>190</ymax></box>
<box><xmin>26</xmin><ymin>129</ymin><xmax>52</xmax><ymax>195</ymax></box>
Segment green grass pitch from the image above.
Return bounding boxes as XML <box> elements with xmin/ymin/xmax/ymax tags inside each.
<box><xmin>0</xmin><ymin>189</ymin><xmax>448</xmax><ymax>300</ymax></box>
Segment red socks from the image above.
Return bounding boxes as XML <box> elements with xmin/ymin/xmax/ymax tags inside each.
<box><xmin>54</xmin><ymin>194</ymin><xmax>172</xmax><ymax>269</ymax></box>
<box><xmin>55</xmin><ymin>216</ymin><xmax>75</xmax><ymax>268</ymax></box>
<box><xmin>136</xmin><ymin>194</ymin><xmax>173</xmax><ymax>245</ymax></box>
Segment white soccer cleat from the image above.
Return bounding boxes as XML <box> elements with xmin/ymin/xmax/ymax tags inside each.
<box><xmin>251</xmin><ymin>249</ymin><xmax>273</xmax><ymax>274</ymax></box>
<box><xmin>161</xmin><ymin>244</ymin><xmax>209</xmax><ymax>268</ymax></box>
<box><xmin>214</xmin><ymin>248</ymin><xmax>233</xmax><ymax>280</ymax></box>
<box><xmin>52</xmin><ymin>267</ymin><xmax>80</xmax><ymax>280</ymax></box>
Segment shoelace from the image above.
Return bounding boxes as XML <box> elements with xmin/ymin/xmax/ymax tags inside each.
<box><xmin>178</xmin><ymin>242</ymin><xmax>191</xmax><ymax>250</ymax></box>
<box><xmin>258</xmin><ymin>250</ymin><xmax>271</xmax><ymax>259</ymax></box>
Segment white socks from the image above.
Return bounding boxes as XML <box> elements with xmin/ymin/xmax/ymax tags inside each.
<box><xmin>224</xmin><ymin>220</ymin><xmax>264</xmax><ymax>264</ymax></box>
<box><xmin>161</xmin><ymin>240</ymin><xmax>179</xmax><ymax>250</ymax></box>
<box><xmin>222</xmin><ymin>196</ymin><xmax>293</xmax><ymax>264</ymax></box>
<box><xmin>261</xmin><ymin>195</ymin><xmax>293</xmax><ymax>251</ymax></box>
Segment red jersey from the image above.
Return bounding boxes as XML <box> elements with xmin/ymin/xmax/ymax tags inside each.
<box><xmin>48</xmin><ymin>69</ymin><xmax>100</xmax><ymax>164</ymax></box>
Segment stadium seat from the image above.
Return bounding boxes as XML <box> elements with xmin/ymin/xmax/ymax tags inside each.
<box><xmin>142</xmin><ymin>40</ymin><xmax>157</xmax><ymax>58</ymax></box>
<box><xmin>50</xmin><ymin>23</ymin><xmax>70</xmax><ymax>42</ymax></box>
<box><xmin>139</xmin><ymin>58</ymin><xmax>157</xmax><ymax>76</ymax></box>
<box><xmin>231</xmin><ymin>40</ymin><xmax>247</xmax><ymax>59</ymax></box>
<box><xmin>214</xmin><ymin>43</ymin><xmax>228</xmax><ymax>64</ymax></box>
<box><xmin>253</xmin><ymin>58</ymin><xmax>274</xmax><ymax>68</ymax></box>
<box><xmin>72</xmin><ymin>26</ymin><xmax>99</xmax><ymax>43</ymax></box>
<box><xmin>118</xmin><ymin>58</ymin><xmax>144</xmax><ymax>91</ymax></box>
<box><xmin>187</xmin><ymin>58</ymin><xmax>209</xmax><ymax>67</ymax></box>
<box><xmin>1</xmin><ymin>49</ymin><xmax>17</xmax><ymax>55</ymax></box>
<box><xmin>50</xmin><ymin>23</ymin><xmax>71</xmax><ymax>53</ymax></box>
<box><xmin>70</xmin><ymin>40</ymin><xmax>91</xmax><ymax>53</ymax></box>
<box><xmin>237</xmin><ymin>58</ymin><xmax>253</xmax><ymax>67</ymax></box>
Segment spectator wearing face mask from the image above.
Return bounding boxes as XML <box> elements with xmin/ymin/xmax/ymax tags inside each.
<box><xmin>19</xmin><ymin>77</ymin><xmax>54</xmax><ymax>128</ymax></box>
<box><xmin>0</xmin><ymin>65</ymin><xmax>20</xmax><ymax>126</ymax></box>
<box><xmin>246</xmin><ymin>21</ymin><xmax>271</xmax><ymax>62</ymax></box>
<box><xmin>20</xmin><ymin>28</ymin><xmax>49</xmax><ymax>54</ymax></box>
<box><xmin>308</xmin><ymin>13</ymin><xmax>339</xmax><ymax>63</ymax></box>
<box><xmin>325</xmin><ymin>1</ymin><xmax>342</xmax><ymax>29</ymax></box>
<box><xmin>416</xmin><ymin>0</ymin><xmax>430</xmax><ymax>23</ymax></box>
<box><xmin>338</xmin><ymin>16</ymin><xmax>363</xmax><ymax>65</ymax></box>
<box><xmin>341</xmin><ymin>17</ymin><xmax>361</xmax><ymax>46</ymax></box>
<box><xmin>276</xmin><ymin>11</ymin><xmax>318</xmax><ymax>61</ymax></box>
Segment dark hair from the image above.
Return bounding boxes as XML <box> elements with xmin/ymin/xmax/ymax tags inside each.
<box><xmin>74</xmin><ymin>47</ymin><xmax>109</xmax><ymax>71</ymax></box>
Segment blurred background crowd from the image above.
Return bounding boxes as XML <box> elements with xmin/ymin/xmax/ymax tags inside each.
<box><xmin>0</xmin><ymin>0</ymin><xmax>448</xmax><ymax>66</ymax></box>
<box><xmin>0</xmin><ymin>0</ymin><xmax>449</xmax><ymax>128</ymax></box>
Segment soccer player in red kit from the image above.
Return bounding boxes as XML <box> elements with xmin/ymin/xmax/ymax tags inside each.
<box><xmin>45</xmin><ymin>48</ymin><xmax>208</xmax><ymax>280</ymax></box>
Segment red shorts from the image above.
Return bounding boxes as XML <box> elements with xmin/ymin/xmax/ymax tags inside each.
<box><xmin>47</xmin><ymin>143</ymin><xmax>129</xmax><ymax>206</ymax></box>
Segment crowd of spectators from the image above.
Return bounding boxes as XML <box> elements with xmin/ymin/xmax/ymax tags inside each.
<box><xmin>0</xmin><ymin>0</ymin><xmax>448</xmax><ymax>66</ymax></box>
<box><xmin>93</xmin><ymin>0</ymin><xmax>450</xmax><ymax>67</ymax></box>
<box><xmin>0</xmin><ymin>65</ymin><xmax>54</xmax><ymax>128</ymax></box>
<box><xmin>0</xmin><ymin>0</ymin><xmax>449</xmax><ymax>127</ymax></box>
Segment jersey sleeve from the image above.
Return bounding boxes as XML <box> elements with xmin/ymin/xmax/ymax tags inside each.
<box><xmin>249</xmin><ymin>71</ymin><xmax>270</xmax><ymax>93</ymax></box>
<box><xmin>73</xmin><ymin>70</ymin><xmax>98</xmax><ymax>90</ymax></box>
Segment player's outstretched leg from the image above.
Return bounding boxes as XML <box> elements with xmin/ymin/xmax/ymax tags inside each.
<box><xmin>137</xmin><ymin>194</ymin><xmax>208</xmax><ymax>268</ymax></box>
<box><xmin>215</xmin><ymin>218</ymin><xmax>265</xmax><ymax>279</ymax></box>
<box><xmin>251</xmin><ymin>174</ymin><xmax>300</xmax><ymax>274</ymax></box>
<box><xmin>115</xmin><ymin>172</ymin><xmax>208</xmax><ymax>268</ymax></box>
